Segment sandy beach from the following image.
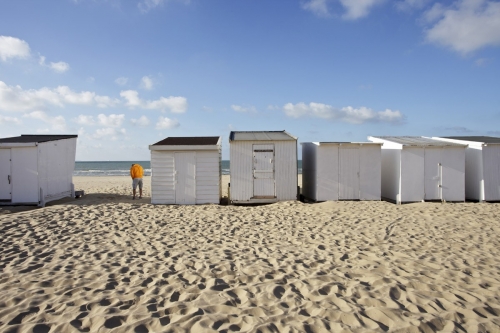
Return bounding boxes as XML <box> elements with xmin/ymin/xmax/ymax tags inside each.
<box><xmin>1</xmin><ymin>175</ymin><xmax>500</xmax><ymax>332</ymax></box>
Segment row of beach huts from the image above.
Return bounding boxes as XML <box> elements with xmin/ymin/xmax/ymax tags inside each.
<box><xmin>0</xmin><ymin>132</ymin><xmax>499</xmax><ymax>206</ymax></box>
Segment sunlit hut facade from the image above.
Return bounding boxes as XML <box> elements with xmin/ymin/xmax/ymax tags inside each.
<box><xmin>368</xmin><ymin>136</ymin><xmax>466</xmax><ymax>204</ymax></box>
<box><xmin>229</xmin><ymin>130</ymin><xmax>298</xmax><ymax>204</ymax></box>
<box><xmin>301</xmin><ymin>142</ymin><xmax>382</xmax><ymax>202</ymax></box>
<box><xmin>0</xmin><ymin>134</ymin><xmax>78</xmax><ymax>207</ymax></box>
<box><xmin>148</xmin><ymin>136</ymin><xmax>222</xmax><ymax>205</ymax></box>
<box><xmin>432</xmin><ymin>136</ymin><xmax>500</xmax><ymax>202</ymax></box>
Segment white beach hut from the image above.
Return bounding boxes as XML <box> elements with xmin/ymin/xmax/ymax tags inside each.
<box><xmin>0</xmin><ymin>134</ymin><xmax>78</xmax><ymax>207</ymax></box>
<box><xmin>432</xmin><ymin>136</ymin><xmax>500</xmax><ymax>201</ymax></box>
<box><xmin>148</xmin><ymin>136</ymin><xmax>221</xmax><ymax>205</ymax></box>
<box><xmin>229</xmin><ymin>130</ymin><xmax>298</xmax><ymax>204</ymax></box>
<box><xmin>367</xmin><ymin>136</ymin><xmax>466</xmax><ymax>204</ymax></box>
<box><xmin>301</xmin><ymin>142</ymin><xmax>382</xmax><ymax>201</ymax></box>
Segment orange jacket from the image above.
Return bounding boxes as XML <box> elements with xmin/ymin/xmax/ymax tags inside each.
<box><xmin>130</xmin><ymin>164</ymin><xmax>144</xmax><ymax>179</ymax></box>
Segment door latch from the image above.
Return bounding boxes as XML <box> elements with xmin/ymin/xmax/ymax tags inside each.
<box><xmin>8</xmin><ymin>175</ymin><xmax>11</xmax><ymax>184</ymax></box>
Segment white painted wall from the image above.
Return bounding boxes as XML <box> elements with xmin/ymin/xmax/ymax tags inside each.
<box><xmin>11</xmin><ymin>147</ymin><xmax>39</xmax><ymax>203</ymax></box>
<box><xmin>150</xmin><ymin>150</ymin><xmax>221</xmax><ymax>205</ymax></box>
<box><xmin>38</xmin><ymin>138</ymin><xmax>76</xmax><ymax>203</ymax></box>
<box><xmin>0</xmin><ymin>138</ymin><xmax>76</xmax><ymax>205</ymax></box>
<box><xmin>380</xmin><ymin>149</ymin><xmax>400</xmax><ymax>202</ymax></box>
<box><xmin>301</xmin><ymin>143</ymin><xmax>380</xmax><ymax>201</ymax></box>
<box><xmin>359</xmin><ymin>145</ymin><xmax>381</xmax><ymax>200</ymax></box>
<box><xmin>196</xmin><ymin>151</ymin><xmax>220</xmax><ymax>204</ymax></box>
<box><xmin>483</xmin><ymin>145</ymin><xmax>500</xmax><ymax>201</ymax></box>
<box><xmin>151</xmin><ymin>151</ymin><xmax>175</xmax><ymax>204</ymax></box>
<box><xmin>230</xmin><ymin>140</ymin><xmax>297</xmax><ymax>202</ymax></box>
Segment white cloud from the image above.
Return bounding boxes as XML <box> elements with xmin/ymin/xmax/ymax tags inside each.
<box><xmin>140</xmin><ymin>76</ymin><xmax>154</xmax><ymax>90</ymax></box>
<box><xmin>73</xmin><ymin>114</ymin><xmax>96</xmax><ymax>126</ymax></box>
<box><xmin>396</xmin><ymin>0</ymin><xmax>429</xmax><ymax>12</ymax></box>
<box><xmin>267</xmin><ymin>105</ymin><xmax>280</xmax><ymax>110</ymax></box>
<box><xmin>24</xmin><ymin>110</ymin><xmax>67</xmax><ymax>131</ymax></box>
<box><xmin>39</xmin><ymin>55</ymin><xmax>70</xmax><ymax>73</ymax></box>
<box><xmin>231</xmin><ymin>104</ymin><xmax>257</xmax><ymax>113</ymax></box>
<box><xmin>283</xmin><ymin>102</ymin><xmax>404</xmax><ymax>124</ymax></box>
<box><xmin>131</xmin><ymin>115</ymin><xmax>150</xmax><ymax>126</ymax></box>
<box><xmin>474</xmin><ymin>57</ymin><xmax>490</xmax><ymax>66</ymax></box>
<box><xmin>138</xmin><ymin>0</ymin><xmax>190</xmax><ymax>13</ymax></box>
<box><xmin>302</xmin><ymin>0</ymin><xmax>331</xmax><ymax>16</ymax></box>
<box><xmin>339</xmin><ymin>0</ymin><xmax>385</xmax><ymax>19</ymax></box>
<box><xmin>50</xmin><ymin>61</ymin><xmax>70</xmax><ymax>73</ymax></box>
<box><xmin>120</xmin><ymin>90</ymin><xmax>187</xmax><ymax>113</ymax></box>
<box><xmin>155</xmin><ymin>116</ymin><xmax>179</xmax><ymax>129</ymax></box>
<box><xmin>302</xmin><ymin>0</ymin><xmax>385</xmax><ymax>19</ymax></box>
<box><xmin>424</xmin><ymin>0</ymin><xmax>500</xmax><ymax>54</ymax></box>
<box><xmin>91</xmin><ymin>127</ymin><xmax>126</xmax><ymax>140</ymax></box>
<box><xmin>115</xmin><ymin>77</ymin><xmax>129</xmax><ymax>86</ymax></box>
<box><xmin>0</xmin><ymin>81</ymin><xmax>119</xmax><ymax>112</ymax></box>
<box><xmin>0</xmin><ymin>36</ymin><xmax>30</xmax><ymax>61</ymax></box>
<box><xmin>0</xmin><ymin>115</ymin><xmax>21</xmax><ymax>125</ymax></box>
<box><xmin>97</xmin><ymin>114</ymin><xmax>125</xmax><ymax>127</ymax></box>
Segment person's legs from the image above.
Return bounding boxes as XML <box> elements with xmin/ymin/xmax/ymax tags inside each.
<box><xmin>138</xmin><ymin>179</ymin><xmax>143</xmax><ymax>198</ymax></box>
<box><xmin>132</xmin><ymin>179</ymin><xmax>138</xmax><ymax>199</ymax></box>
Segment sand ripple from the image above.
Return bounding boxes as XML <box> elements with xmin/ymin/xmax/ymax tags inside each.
<box><xmin>1</xmin><ymin>178</ymin><xmax>500</xmax><ymax>332</ymax></box>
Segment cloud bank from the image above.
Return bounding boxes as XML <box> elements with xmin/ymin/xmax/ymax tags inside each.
<box><xmin>283</xmin><ymin>102</ymin><xmax>404</xmax><ymax>124</ymax></box>
<box><xmin>424</xmin><ymin>0</ymin><xmax>500</xmax><ymax>54</ymax></box>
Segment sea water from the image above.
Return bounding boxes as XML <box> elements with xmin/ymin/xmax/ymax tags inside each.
<box><xmin>74</xmin><ymin>160</ymin><xmax>301</xmax><ymax>176</ymax></box>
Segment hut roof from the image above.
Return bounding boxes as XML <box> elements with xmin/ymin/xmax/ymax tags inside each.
<box><xmin>372</xmin><ymin>136</ymin><xmax>465</xmax><ymax>147</ymax></box>
<box><xmin>442</xmin><ymin>136</ymin><xmax>500</xmax><ymax>144</ymax></box>
<box><xmin>0</xmin><ymin>134</ymin><xmax>77</xmax><ymax>143</ymax></box>
<box><xmin>152</xmin><ymin>136</ymin><xmax>220</xmax><ymax>146</ymax></box>
<box><xmin>229</xmin><ymin>131</ymin><xmax>296</xmax><ymax>141</ymax></box>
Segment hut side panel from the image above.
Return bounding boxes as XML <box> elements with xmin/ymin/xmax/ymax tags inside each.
<box><xmin>317</xmin><ymin>145</ymin><xmax>339</xmax><ymax>201</ymax></box>
<box><xmin>38</xmin><ymin>138</ymin><xmax>76</xmax><ymax>202</ymax></box>
<box><xmin>339</xmin><ymin>147</ymin><xmax>360</xmax><ymax>200</ymax></box>
<box><xmin>300</xmin><ymin>143</ymin><xmax>317</xmax><ymax>201</ymax></box>
<box><xmin>274</xmin><ymin>141</ymin><xmax>298</xmax><ymax>201</ymax></box>
<box><xmin>195</xmin><ymin>151</ymin><xmax>220</xmax><ymax>204</ymax></box>
<box><xmin>151</xmin><ymin>151</ymin><xmax>175</xmax><ymax>204</ymax></box>
<box><xmin>401</xmin><ymin>148</ymin><xmax>424</xmax><ymax>203</ymax></box>
<box><xmin>483</xmin><ymin>145</ymin><xmax>500</xmax><ymax>201</ymax></box>
<box><xmin>441</xmin><ymin>147</ymin><xmax>465</xmax><ymax>201</ymax></box>
<box><xmin>464</xmin><ymin>147</ymin><xmax>484</xmax><ymax>201</ymax></box>
<box><xmin>359</xmin><ymin>145</ymin><xmax>381</xmax><ymax>200</ymax></box>
<box><xmin>229</xmin><ymin>142</ymin><xmax>253</xmax><ymax>201</ymax></box>
<box><xmin>11</xmin><ymin>147</ymin><xmax>38</xmax><ymax>203</ymax></box>
<box><xmin>380</xmin><ymin>149</ymin><xmax>401</xmax><ymax>202</ymax></box>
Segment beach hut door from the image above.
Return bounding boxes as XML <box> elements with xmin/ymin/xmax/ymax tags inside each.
<box><xmin>424</xmin><ymin>148</ymin><xmax>441</xmax><ymax>200</ymax></box>
<box><xmin>0</xmin><ymin>149</ymin><xmax>11</xmax><ymax>201</ymax></box>
<box><xmin>11</xmin><ymin>148</ymin><xmax>39</xmax><ymax>203</ymax></box>
<box><xmin>253</xmin><ymin>145</ymin><xmax>275</xmax><ymax>198</ymax></box>
<box><xmin>339</xmin><ymin>147</ymin><xmax>360</xmax><ymax>200</ymax></box>
<box><xmin>174</xmin><ymin>152</ymin><xmax>196</xmax><ymax>204</ymax></box>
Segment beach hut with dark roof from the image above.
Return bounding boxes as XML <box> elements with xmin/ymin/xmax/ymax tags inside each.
<box><xmin>229</xmin><ymin>130</ymin><xmax>298</xmax><ymax>204</ymax></box>
<box><xmin>0</xmin><ymin>134</ymin><xmax>78</xmax><ymax>206</ymax></box>
<box><xmin>301</xmin><ymin>141</ymin><xmax>382</xmax><ymax>202</ymax></box>
<box><xmin>148</xmin><ymin>136</ymin><xmax>222</xmax><ymax>205</ymax></box>
<box><xmin>368</xmin><ymin>136</ymin><xmax>466</xmax><ymax>204</ymax></box>
<box><xmin>432</xmin><ymin>136</ymin><xmax>500</xmax><ymax>201</ymax></box>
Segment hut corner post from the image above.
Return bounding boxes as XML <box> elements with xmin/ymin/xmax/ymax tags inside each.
<box><xmin>38</xmin><ymin>188</ymin><xmax>45</xmax><ymax>207</ymax></box>
<box><xmin>71</xmin><ymin>183</ymin><xmax>75</xmax><ymax>198</ymax></box>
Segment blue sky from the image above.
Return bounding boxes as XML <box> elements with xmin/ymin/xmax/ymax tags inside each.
<box><xmin>1</xmin><ymin>0</ymin><xmax>499</xmax><ymax>160</ymax></box>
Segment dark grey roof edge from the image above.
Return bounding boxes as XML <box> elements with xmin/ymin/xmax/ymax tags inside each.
<box><xmin>229</xmin><ymin>130</ymin><xmax>297</xmax><ymax>141</ymax></box>
<box><xmin>0</xmin><ymin>134</ymin><xmax>78</xmax><ymax>144</ymax></box>
<box><xmin>152</xmin><ymin>136</ymin><xmax>221</xmax><ymax>146</ymax></box>
<box><xmin>441</xmin><ymin>136</ymin><xmax>500</xmax><ymax>144</ymax></box>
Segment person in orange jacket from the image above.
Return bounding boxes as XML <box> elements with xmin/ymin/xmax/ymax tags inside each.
<box><xmin>130</xmin><ymin>163</ymin><xmax>144</xmax><ymax>200</ymax></box>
